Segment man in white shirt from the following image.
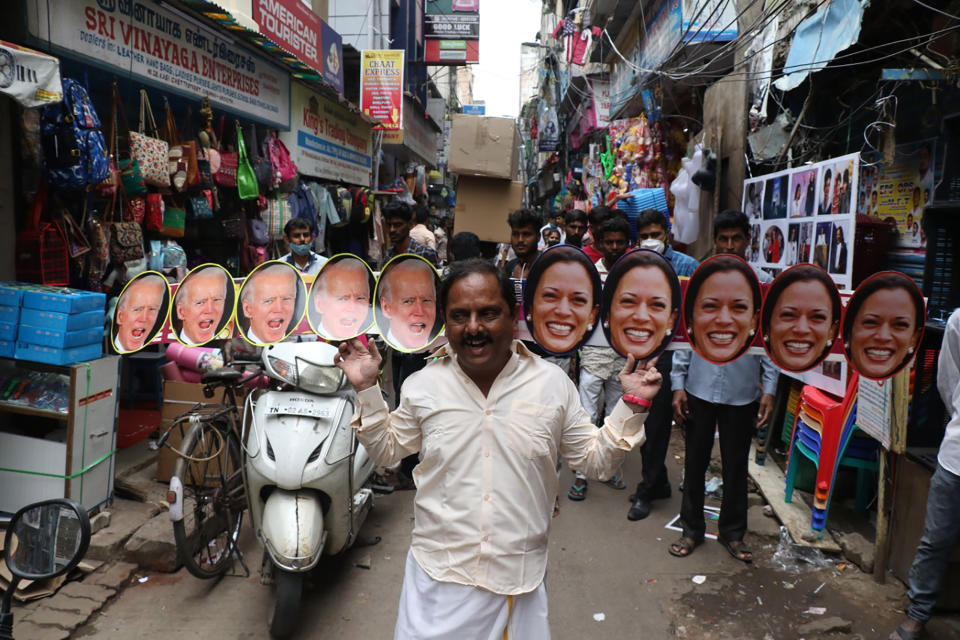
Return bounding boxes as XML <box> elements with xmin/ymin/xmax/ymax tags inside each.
<box><xmin>890</xmin><ymin>308</ymin><xmax>960</xmax><ymax>640</ymax></box>
<box><xmin>409</xmin><ymin>206</ymin><xmax>437</xmax><ymax>251</ymax></box>
<box><xmin>336</xmin><ymin>259</ymin><xmax>662</xmax><ymax>639</ymax></box>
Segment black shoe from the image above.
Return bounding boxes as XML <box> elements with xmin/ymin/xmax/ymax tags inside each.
<box><xmin>627</xmin><ymin>497</ymin><xmax>652</xmax><ymax>521</ymax></box>
<box><xmin>628</xmin><ymin>484</ymin><xmax>672</xmax><ymax>503</ymax></box>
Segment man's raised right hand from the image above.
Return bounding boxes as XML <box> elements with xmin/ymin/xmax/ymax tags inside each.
<box><xmin>335</xmin><ymin>337</ymin><xmax>382</xmax><ymax>392</ymax></box>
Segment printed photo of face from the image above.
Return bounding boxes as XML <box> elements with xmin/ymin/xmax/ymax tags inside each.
<box><xmin>377</xmin><ymin>257</ymin><xmax>440</xmax><ymax>351</ymax></box>
<box><xmin>844</xmin><ymin>272</ymin><xmax>924</xmax><ymax>380</ymax></box>
<box><xmin>526</xmin><ymin>247</ymin><xmax>600</xmax><ymax>355</ymax></box>
<box><xmin>113</xmin><ymin>273</ymin><xmax>169</xmax><ymax>353</ymax></box>
<box><xmin>762</xmin><ymin>265</ymin><xmax>840</xmax><ymax>372</ymax></box>
<box><xmin>684</xmin><ymin>255</ymin><xmax>761</xmax><ymax>364</ymax></box>
<box><xmin>239</xmin><ymin>262</ymin><xmax>304</xmax><ymax>345</ymax></box>
<box><xmin>174</xmin><ymin>265</ymin><xmax>233</xmax><ymax>346</ymax></box>
<box><xmin>309</xmin><ymin>256</ymin><xmax>374</xmax><ymax>340</ymax></box>
<box><xmin>603</xmin><ymin>250</ymin><xmax>679</xmax><ymax>360</ymax></box>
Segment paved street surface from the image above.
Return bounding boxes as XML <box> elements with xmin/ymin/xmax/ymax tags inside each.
<box><xmin>11</xmin><ymin>441</ymin><xmax>956</xmax><ymax>639</ymax></box>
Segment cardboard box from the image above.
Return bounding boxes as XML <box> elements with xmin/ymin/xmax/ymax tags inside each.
<box><xmin>448</xmin><ymin>114</ymin><xmax>519</xmax><ymax>180</ymax></box>
<box><xmin>21</xmin><ymin>287</ymin><xmax>106</xmax><ymax>314</ymax></box>
<box><xmin>21</xmin><ymin>309</ymin><xmax>103</xmax><ymax>332</ymax></box>
<box><xmin>19</xmin><ymin>326</ymin><xmax>102</xmax><ymax>349</ymax></box>
<box><xmin>156</xmin><ymin>380</ymin><xmax>244</xmax><ymax>482</ymax></box>
<box><xmin>454</xmin><ymin>176</ymin><xmax>524</xmax><ymax>244</ymax></box>
<box><xmin>14</xmin><ymin>342</ymin><xmax>102</xmax><ymax>366</ymax></box>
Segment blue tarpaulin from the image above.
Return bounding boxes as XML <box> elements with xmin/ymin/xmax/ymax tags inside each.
<box><xmin>774</xmin><ymin>0</ymin><xmax>866</xmax><ymax>92</ymax></box>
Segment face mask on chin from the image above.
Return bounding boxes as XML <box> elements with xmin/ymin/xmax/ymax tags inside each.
<box><xmin>290</xmin><ymin>243</ymin><xmax>312</xmax><ymax>256</ymax></box>
<box><xmin>640</xmin><ymin>238</ymin><xmax>666</xmax><ymax>254</ymax></box>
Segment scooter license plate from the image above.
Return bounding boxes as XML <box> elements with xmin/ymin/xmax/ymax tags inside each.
<box><xmin>267</xmin><ymin>398</ymin><xmax>332</xmax><ymax>418</ymax></box>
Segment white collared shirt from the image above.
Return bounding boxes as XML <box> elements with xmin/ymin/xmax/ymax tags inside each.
<box><xmin>938</xmin><ymin>309</ymin><xmax>960</xmax><ymax>475</ymax></box>
<box><xmin>353</xmin><ymin>340</ymin><xmax>648</xmax><ymax>595</ymax></box>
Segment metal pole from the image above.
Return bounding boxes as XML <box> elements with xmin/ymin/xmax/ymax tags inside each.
<box><xmin>873</xmin><ymin>448</ymin><xmax>891</xmax><ymax>583</ymax></box>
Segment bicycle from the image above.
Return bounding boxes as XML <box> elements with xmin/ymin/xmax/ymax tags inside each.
<box><xmin>161</xmin><ymin>347</ymin><xmax>261</xmax><ymax>579</ymax></box>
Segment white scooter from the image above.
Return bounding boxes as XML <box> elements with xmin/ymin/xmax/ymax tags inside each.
<box><xmin>243</xmin><ymin>341</ymin><xmax>376</xmax><ymax>638</ymax></box>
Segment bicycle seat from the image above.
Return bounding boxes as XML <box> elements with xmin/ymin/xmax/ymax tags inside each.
<box><xmin>201</xmin><ymin>368</ymin><xmax>244</xmax><ymax>385</ymax></box>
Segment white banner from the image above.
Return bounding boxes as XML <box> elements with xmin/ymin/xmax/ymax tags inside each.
<box><xmin>280</xmin><ymin>83</ymin><xmax>371</xmax><ymax>185</ymax></box>
<box><xmin>0</xmin><ymin>41</ymin><xmax>61</xmax><ymax>107</ymax></box>
<box><xmin>27</xmin><ymin>0</ymin><xmax>290</xmax><ymax>128</ymax></box>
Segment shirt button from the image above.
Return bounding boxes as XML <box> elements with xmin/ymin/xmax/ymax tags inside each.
<box><xmin>484</xmin><ymin>409</ymin><xmax>492</xmax><ymax>416</ymax></box>
<box><xmin>483</xmin><ymin>494</ymin><xmax>490</xmax><ymax>501</ymax></box>
<box><xmin>482</xmin><ymin>535</ymin><xmax>489</xmax><ymax>542</ymax></box>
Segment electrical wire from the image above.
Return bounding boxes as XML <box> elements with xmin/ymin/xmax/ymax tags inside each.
<box><xmin>910</xmin><ymin>0</ymin><xmax>960</xmax><ymax>21</ymax></box>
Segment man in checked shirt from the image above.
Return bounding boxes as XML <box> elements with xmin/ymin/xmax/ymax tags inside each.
<box><xmin>336</xmin><ymin>259</ymin><xmax>662</xmax><ymax>639</ymax></box>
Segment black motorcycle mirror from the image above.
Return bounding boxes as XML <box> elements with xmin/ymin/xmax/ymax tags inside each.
<box><xmin>1</xmin><ymin>499</ymin><xmax>91</xmax><ymax>640</ymax></box>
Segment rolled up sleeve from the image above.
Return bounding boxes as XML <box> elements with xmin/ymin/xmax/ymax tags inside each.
<box><xmin>352</xmin><ymin>385</ymin><xmax>422</xmax><ymax>467</ymax></box>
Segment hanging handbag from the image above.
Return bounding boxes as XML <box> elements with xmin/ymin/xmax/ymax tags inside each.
<box><xmin>119</xmin><ymin>157</ymin><xmax>147</xmax><ymax>196</ymax></box>
<box><xmin>163</xmin><ymin>97</ymin><xmax>197</xmax><ymax>192</ymax></box>
<box><xmin>265</xmin><ymin>194</ymin><xmax>288</xmax><ymax>239</ymax></box>
<box><xmin>15</xmin><ymin>181</ymin><xmax>70</xmax><ymax>286</ymax></box>
<box><xmin>189</xmin><ymin>191</ymin><xmax>214</xmax><ymax>219</ymax></box>
<box><xmin>109</xmin><ymin>221</ymin><xmax>145</xmax><ymax>263</ymax></box>
<box><xmin>266</xmin><ymin>131</ymin><xmax>297</xmax><ymax>189</ymax></box>
<box><xmin>248</xmin><ymin>217</ymin><xmax>269</xmax><ymax>246</ymax></box>
<box><xmin>220</xmin><ymin>215</ymin><xmax>244</xmax><ymax>240</ymax></box>
<box><xmin>85</xmin><ymin>199</ymin><xmax>110</xmax><ymax>284</ymax></box>
<box><xmin>214</xmin><ymin>115</ymin><xmax>237</xmax><ymax>187</ymax></box>
<box><xmin>96</xmin><ymin>82</ymin><xmax>120</xmax><ymax>196</ymax></box>
<box><xmin>125</xmin><ymin>196</ymin><xmax>146</xmax><ymax>224</ymax></box>
<box><xmin>60</xmin><ymin>208</ymin><xmax>91</xmax><ymax>258</ymax></box>
<box><xmin>146</xmin><ymin>193</ymin><xmax>164</xmax><ymax>231</ymax></box>
<box><xmin>129</xmin><ymin>89</ymin><xmax>170</xmax><ymax>188</ymax></box>
<box><xmin>161</xmin><ymin>204</ymin><xmax>186</xmax><ymax>238</ymax></box>
<box><xmin>249</xmin><ymin>123</ymin><xmax>272</xmax><ymax>188</ymax></box>
<box><xmin>236</xmin><ymin>121</ymin><xmax>259</xmax><ymax>200</ymax></box>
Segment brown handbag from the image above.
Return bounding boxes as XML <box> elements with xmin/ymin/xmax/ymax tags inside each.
<box><xmin>163</xmin><ymin>98</ymin><xmax>199</xmax><ymax>191</ymax></box>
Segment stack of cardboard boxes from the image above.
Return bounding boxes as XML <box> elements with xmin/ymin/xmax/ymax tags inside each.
<box><xmin>0</xmin><ymin>284</ymin><xmax>105</xmax><ymax>365</ymax></box>
<box><xmin>449</xmin><ymin>114</ymin><xmax>524</xmax><ymax>244</ymax></box>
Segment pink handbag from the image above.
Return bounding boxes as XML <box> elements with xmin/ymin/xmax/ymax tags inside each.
<box><xmin>266</xmin><ymin>132</ymin><xmax>297</xmax><ymax>189</ymax></box>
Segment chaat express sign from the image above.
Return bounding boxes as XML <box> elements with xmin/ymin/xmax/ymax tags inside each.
<box><xmin>27</xmin><ymin>0</ymin><xmax>290</xmax><ymax>128</ymax></box>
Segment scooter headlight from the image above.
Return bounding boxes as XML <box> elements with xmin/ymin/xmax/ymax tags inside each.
<box><xmin>296</xmin><ymin>362</ymin><xmax>347</xmax><ymax>395</ymax></box>
<box><xmin>267</xmin><ymin>356</ymin><xmax>298</xmax><ymax>385</ymax></box>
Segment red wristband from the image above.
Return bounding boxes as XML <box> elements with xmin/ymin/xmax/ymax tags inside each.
<box><xmin>623</xmin><ymin>393</ymin><xmax>652</xmax><ymax>409</ymax></box>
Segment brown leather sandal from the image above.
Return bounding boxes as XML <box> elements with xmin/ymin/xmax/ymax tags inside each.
<box><xmin>668</xmin><ymin>536</ymin><xmax>702</xmax><ymax>558</ymax></box>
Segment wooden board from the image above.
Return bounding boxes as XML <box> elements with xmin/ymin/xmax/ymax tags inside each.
<box><xmin>748</xmin><ymin>444</ymin><xmax>842</xmax><ymax>553</ymax></box>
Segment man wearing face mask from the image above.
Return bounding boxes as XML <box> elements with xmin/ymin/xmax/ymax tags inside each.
<box><xmin>281</xmin><ymin>218</ymin><xmax>327</xmax><ymax>276</ymax></box>
<box><xmin>626</xmin><ymin>209</ymin><xmax>700</xmax><ymax>521</ymax></box>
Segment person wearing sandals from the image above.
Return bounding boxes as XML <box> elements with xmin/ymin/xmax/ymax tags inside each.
<box><xmin>889</xmin><ymin>307</ymin><xmax>960</xmax><ymax>640</ymax></box>
<box><xmin>336</xmin><ymin>260</ymin><xmax>662</xmax><ymax>638</ymax></box>
<box><xmin>669</xmin><ymin>211</ymin><xmax>778</xmax><ymax>562</ymax></box>
<box><xmin>569</xmin><ymin>215</ymin><xmax>632</xmax><ymax>500</ymax></box>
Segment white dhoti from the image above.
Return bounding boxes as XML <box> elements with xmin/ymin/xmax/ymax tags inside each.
<box><xmin>394</xmin><ymin>551</ymin><xmax>551</xmax><ymax>640</ymax></box>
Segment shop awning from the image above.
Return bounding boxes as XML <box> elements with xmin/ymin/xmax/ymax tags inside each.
<box><xmin>176</xmin><ymin>0</ymin><xmax>378</xmax><ymax>125</ymax></box>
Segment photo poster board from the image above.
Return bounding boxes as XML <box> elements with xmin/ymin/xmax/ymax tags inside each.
<box><xmin>857</xmin><ymin>374</ymin><xmax>893</xmax><ymax>449</ymax></box>
<box><xmin>744</xmin><ymin>153</ymin><xmax>858</xmax><ymax>290</ymax></box>
<box><xmin>857</xmin><ymin>139</ymin><xmax>936</xmax><ymax>249</ymax></box>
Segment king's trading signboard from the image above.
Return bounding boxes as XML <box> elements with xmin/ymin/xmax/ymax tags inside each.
<box><xmin>27</xmin><ymin>0</ymin><xmax>290</xmax><ymax>128</ymax></box>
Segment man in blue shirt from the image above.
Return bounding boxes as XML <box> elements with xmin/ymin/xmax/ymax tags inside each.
<box><xmin>668</xmin><ymin>210</ymin><xmax>779</xmax><ymax>561</ymax></box>
<box><xmin>627</xmin><ymin>209</ymin><xmax>700</xmax><ymax>520</ymax></box>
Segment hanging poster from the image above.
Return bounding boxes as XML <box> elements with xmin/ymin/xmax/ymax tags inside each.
<box><xmin>744</xmin><ymin>152</ymin><xmax>858</xmax><ymax>289</ymax></box>
<box><xmin>360</xmin><ymin>49</ymin><xmax>404</xmax><ymax>135</ymax></box>
<box><xmin>858</xmin><ymin>140</ymin><xmax>935</xmax><ymax>248</ymax></box>
<box><xmin>0</xmin><ymin>41</ymin><xmax>62</xmax><ymax>107</ymax></box>
<box><xmin>27</xmin><ymin>0</ymin><xmax>291</xmax><ymax>128</ymax></box>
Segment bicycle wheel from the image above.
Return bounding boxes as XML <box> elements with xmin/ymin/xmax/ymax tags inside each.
<box><xmin>172</xmin><ymin>422</ymin><xmax>245</xmax><ymax>579</ymax></box>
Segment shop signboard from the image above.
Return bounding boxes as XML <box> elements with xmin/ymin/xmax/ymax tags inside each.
<box><xmin>462</xmin><ymin>104</ymin><xmax>485</xmax><ymax>115</ymax></box>
<box><xmin>251</xmin><ymin>0</ymin><xmax>344</xmax><ymax>95</ymax></box>
<box><xmin>0</xmin><ymin>41</ymin><xmax>62</xmax><ymax>108</ymax></box>
<box><xmin>858</xmin><ymin>140</ymin><xmax>935</xmax><ymax>249</ymax></box>
<box><xmin>26</xmin><ymin>0</ymin><xmax>291</xmax><ymax>128</ymax></box>
<box><xmin>361</xmin><ymin>49</ymin><xmax>404</xmax><ymax>134</ymax></box>
<box><xmin>424</xmin><ymin>0</ymin><xmax>480</xmax><ymax>64</ymax></box>
<box><xmin>638</xmin><ymin>0</ymin><xmax>739</xmax><ymax>78</ymax></box>
<box><xmin>385</xmin><ymin>99</ymin><xmax>440</xmax><ymax>167</ymax></box>
<box><xmin>742</xmin><ymin>152</ymin><xmax>859</xmax><ymax>290</ymax></box>
<box><xmin>280</xmin><ymin>83</ymin><xmax>372</xmax><ymax>185</ymax></box>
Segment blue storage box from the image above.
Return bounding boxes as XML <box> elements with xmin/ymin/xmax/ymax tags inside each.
<box><xmin>0</xmin><ymin>322</ymin><xmax>16</xmax><ymax>342</ymax></box>
<box><xmin>20</xmin><ymin>309</ymin><xmax>104</xmax><ymax>332</ymax></box>
<box><xmin>0</xmin><ymin>283</ymin><xmax>26</xmax><ymax>308</ymax></box>
<box><xmin>0</xmin><ymin>339</ymin><xmax>14</xmax><ymax>359</ymax></box>
<box><xmin>21</xmin><ymin>287</ymin><xmax>106</xmax><ymax>314</ymax></box>
<box><xmin>18</xmin><ymin>326</ymin><xmax>103</xmax><ymax>349</ymax></box>
<box><xmin>0</xmin><ymin>305</ymin><xmax>20</xmax><ymax>324</ymax></box>
<box><xmin>14</xmin><ymin>342</ymin><xmax>102</xmax><ymax>366</ymax></box>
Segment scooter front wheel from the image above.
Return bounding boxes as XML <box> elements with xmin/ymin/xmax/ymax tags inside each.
<box><xmin>172</xmin><ymin>423</ymin><xmax>245</xmax><ymax>579</ymax></box>
<box><xmin>269</xmin><ymin>567</ymin><xmax>303</xmax><ymax>639</ymax></box>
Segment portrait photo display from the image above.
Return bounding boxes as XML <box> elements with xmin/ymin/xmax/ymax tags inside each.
<box><xmin>172</xmin><ymin>264</ymin><xmax>236</xmax><ymax>347</ymax></box>
<box><xmin>842</xmin><ymin>271</ymin><xmax>925</xmax><ymax>380</ymax></box>
<box><xmin>236</xmin><ymin>261</ymin><xmax>307</xmax><ymax>346</ymax></box>
<box><xmin>308</xmin><ymin>254</ymin><xmax>376</xmax><ymax>341</ymax></box>
<box><xmin>374</xmin><ymin>254</ymin><xmax>443</xmax><ymax>353</ymax></box>
<box><xmin>112</xmin><ymin>271</ymin><xmax>171</xmax><ymax>354</ymax></box>
<box><xmin>761</xmin><ymin>264</ymin><xmax>841</xmax><ymax>373</ymax></box>
<box><xmin>523</xmin><ymin>245</ymin><xmax>601</xmax><ymax>356</ymax></box>
<box><xmin>601</xmin><ymin>249</ymin><xmax>680</xmax><ymax>361</ymax></box>
<box><xmin>683</xmin><ymin>255</ymin><xmax>762</xmax><ymax>365</ymax></box>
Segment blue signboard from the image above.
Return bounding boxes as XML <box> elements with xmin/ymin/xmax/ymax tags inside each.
<box><xmin>462</xmin><ymin>104</ymin><xmax>486</xmax><ymax>115</ymax></box>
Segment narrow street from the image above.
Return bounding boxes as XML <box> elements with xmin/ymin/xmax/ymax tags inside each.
<box><xmin>66</xmin><ymin>443</ymin><xmax>944</xmax><ymax>640</ymax></box>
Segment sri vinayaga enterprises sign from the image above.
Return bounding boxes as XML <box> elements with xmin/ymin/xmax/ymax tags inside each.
<box><xmin>26</xmin><ymin>0</ymin><xmax>290</xmax><ymax>128</ymax></box>
<box><xmin>280</xmin><ymin>83</ymin><xmax>372</xmax><ymax>185</ymax></box>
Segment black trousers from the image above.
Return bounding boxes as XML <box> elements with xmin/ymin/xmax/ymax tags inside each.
<box><xmin>680</xmin><ymin>393</ymin><xmax>757</xmax><ymax>542</ymax></box>
<box><xmin>635</xmin><ymin>351</ymin><xmax>674</xmax><ymax>500</ymax></box>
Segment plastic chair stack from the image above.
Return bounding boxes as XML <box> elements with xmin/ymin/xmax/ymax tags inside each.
<box><xmin>784</xmin><ymin>372</ymin><xmax>879</xmax><ymax>532</ymax></box>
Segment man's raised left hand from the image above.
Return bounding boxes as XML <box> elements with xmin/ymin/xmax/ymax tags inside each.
<box><xmin>619</xmin><ymin>355</ymin><xmax>662</xmax><ymax>402</ymax></box>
